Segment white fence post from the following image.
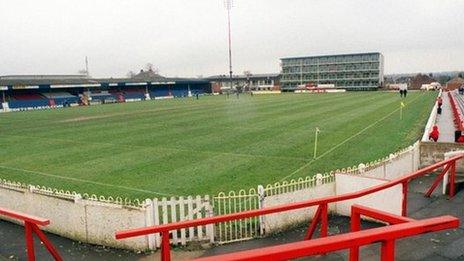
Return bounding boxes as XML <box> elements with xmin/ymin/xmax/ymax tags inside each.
<box><xmin>179</xmin><ymin>196</ymin><xmax>187</xmax><ymax>246</ymax></box>
<box><xmin>205</xmin><ymin>195</ymin><xmax>215</xmax><ymax>243</ymax></box>
<box><xmin>169</xmin><ymin>196</ymin><xmax>179</xmax><ymax>245</ymax></box>
<box><xmin>153</xmin><ymin>198</ymin><xmax>161</xmax><ymax>248</ymax></box>
<box><xmin>257</xmin><ymin>185</ymin><xmax>265</xmax><ymax>236</ymax></box>
<box><xmin>187</xmin><ymin>196</ymin><xmax>194</xmax><ymax>242</ymax></box>
<box><xmin>145</xmin><ymin>199</ymin><xmax>156</xmax><ymax>250</ymax></box>
<box><xmin>195</xmin><ymin>195</ymin><xmax>204</xmax><ymax>240</ymax></box>
<box><xmin>316</xmin><ymin>174</ymin><xmax>323</xmax><ymax>186</ymax></box>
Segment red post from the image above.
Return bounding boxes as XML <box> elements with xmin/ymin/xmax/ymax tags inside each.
<box><xmin>380</xmin><ymin>240</ymin><xmax>395</xmax><ymax>261</ymax></box>
<box><xmin>425</xmin><ymin>163</ymin><xmax>452</xmax><ymax>197</ymax></box>
<box><xmin>449</xmin><ymin>161</ymin><xmax>456</xmax><ymax>199</ymax></box>
<box><xmin>402</xmin><ymin>181</ymin><xmax>408</xmax><ymax>216</ymax></box>
<box><xmin>349</xmin><ymin>209</ymin><xmax>361</xmax><ymax>261</ymax></box>
<box><xmin>161</xmin><ymin>231</ymin><xmax>171</xmax><ymax>261</ymax></box>
<box><xmin>31</xmin><ymin>224</ymin><xmax>63</xmax><ymax>261</ymax></box>
<box><xmin>25</xmin><ymin>222</ymin><xmax>35</xmax><ymax>261</ymax></box>
<box><xmin>0</xmin><ymin>207</ymin><xmax>61</xmax><ymax>261</ymax></box>
<box><xmin>320</xmin><ymin>203</ymin><xmax>328</xmax><ymax>238</ymax></box>
<box><xmin>304</xmin><ymin>205</ymin><xmax>322</xmax><ymax>240</ymax></box>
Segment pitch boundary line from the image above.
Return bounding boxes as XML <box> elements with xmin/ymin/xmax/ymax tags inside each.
<box><xmin>279</xmin><ymin>93</ymin><xmax>426</xmax><ymax>182</ymax></box>
<box><xmin>5</xmin><ymin>134</ymin><xmax>310</xmax><ymax>162</ymax></box>
<box><xmin>0</xmin><ymin>164</ymin><xmax>174</xmax><ymax>197</ymax></box>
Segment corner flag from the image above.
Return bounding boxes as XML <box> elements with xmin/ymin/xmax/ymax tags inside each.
<box><xmin>314</xmin><ymin>127</ymin><xmax>320</xmax><ymax>159</ymax></box>
<box><xmin>400</xmin><ymin>102</ymin><xmax>405</xmax><ymax>120</ymax></box>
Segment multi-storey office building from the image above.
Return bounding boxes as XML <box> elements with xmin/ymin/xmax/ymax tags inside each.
<box><xmin>280</xmin><ymin>52</ymin><xmax>384</xmax><ymax>91</ymax></box>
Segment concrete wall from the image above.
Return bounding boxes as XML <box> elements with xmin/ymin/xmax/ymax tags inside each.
<box><xmin>421</xmin><ymin>91</ymin><xmax>440</xmax><ymax>142</ymax></box>
<box><xmin>335</xmin><ymin>173</ymin><xmax>403</xmax><ymax>217</ymax></box>
<box><xmin>351</xmin><ymin>142</ymin><xmax>419</xmax><ymax>181</ymax></box>
<box><xmin>262</xmin><ymin>183</ymin><xmax>335</xmax><ymax>233</ymax></box>
<box><xmin>420</xmin><ymin>141</ymin><xmax>464</xmax><ymax>169</ymax></box>
<box><xmin>0</xmin><ymin>186</ymin><xmax>150</xmax><ymax>251</ymax></box>
<box><xmin>385</xmin><ymin>149</ymin><xmax>416</xmax><ymax>180</ymax></box>
<box><xmin>260</xmin><ymin>143</ymin><xmax>418</xmax><ymax>234</ymax></box>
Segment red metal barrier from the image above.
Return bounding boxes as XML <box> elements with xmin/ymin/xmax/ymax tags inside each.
<box><xmin>193</xmin><ymin>214</ymin><xmax>459</xmax><ymax>261</ymax></box>
<box><xmin>349</xmin><ymin>204</ymin><xmax>415</xmax><ymax>260</ymax></box>
<box><xmin>115</xmin><ymin>155</ymin><xmax>463</xmax><ymax>261</ymax></box>
<box><xmin>0</xmin><ymin>208</ymin><xmax>62</xmax><ymax>261</ymax></box>
<box><xmin>448</xmin><ymin>92</ymin><xmax>464</xmax><ymax>131</ymax></box>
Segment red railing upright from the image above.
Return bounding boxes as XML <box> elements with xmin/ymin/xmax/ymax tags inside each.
<box><xmin>448</xmin><ymin>91</ymin><xmax>464</xmax><ymax>131</ymax></box>
<box><xmin>115</xmin><ymin>155</ymin><xmax>463</xmax><ymax>261</ymax></box>
<box><xmin>0</xmin><ymin>208</ymin><xmax>63</xmax><ymax>261</ymax></box>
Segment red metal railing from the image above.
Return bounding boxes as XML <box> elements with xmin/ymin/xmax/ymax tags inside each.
<box><xmin>115</xmin><ymin>155</ymin><xmax>463</xmax><ymax>261</ymax></box>
<box><xmin>194</xmin><ymin>206</ymin><xmax>459</xmax><ymax>261</ymax></box>
<box><xmin>448</xmin><ymin>92</ymin><xmax>464</xmax><ymax>131</ymax></box>
<box><xmin>0</xmin><ymin>208</ymin><xmax>62</xmax><ymax>261</ymax></box>
<box><xmin>349</xmin><ymin>204</ymin><xmax>416</xmax><ymax>260</ymax></box>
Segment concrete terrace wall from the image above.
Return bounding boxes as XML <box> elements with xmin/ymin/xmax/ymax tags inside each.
<box><xmin>259</xmin><ymin>142</ymin><xmax>420</xmax><ymax>234</ymax></box>
<box><xmin>263</xmin><ymin>182</ymin><xmax>335</xmax><ymax>234</ymax></box>
<box><xmin>0</xmin><ymin>183</ymin><xmax>150</xmax><ymax>251</ymax></box>
<box><xmin>335</xmin><ymin>174</ymin><xmax>402</xmax><ymax>217</ymax></box>
<box><xmin>420</xmin><ymin>141</ymin><xmax>464</xmax><ymax>169</ymax></box>
<box><xmin>334</xmin><ymin>143</ymin><xmax>418</xmax><ymax>217</ymax></box>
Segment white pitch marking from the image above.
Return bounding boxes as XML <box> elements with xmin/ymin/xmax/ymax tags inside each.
<box><xmin>0</xmin><ymin>164</ymin><xmax>174</xmax><ymax>197</ymax></box>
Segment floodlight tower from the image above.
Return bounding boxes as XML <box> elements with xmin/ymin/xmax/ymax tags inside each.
<box><xmin>224</xmin><ymin>0</ymin><xmax>234</xmax><ymax>92</ymax></box>
<box><xmin>85</xmin><ymin>56</ymin><xmax>90</xmax><ymax>77</ymax></box>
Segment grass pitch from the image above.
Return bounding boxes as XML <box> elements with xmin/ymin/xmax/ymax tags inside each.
<box><xmin>0</xmin><ymin>92</ymin><xmax>435</xmax><ymax>199</ymax></box>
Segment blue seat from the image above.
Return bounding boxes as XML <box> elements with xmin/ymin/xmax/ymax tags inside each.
<box><xmin>9</xmin><ymin>99</ymin><xmax>49</xmax><ymax>109</ymax></box>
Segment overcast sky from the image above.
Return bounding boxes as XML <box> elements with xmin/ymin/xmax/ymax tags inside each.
<box><xmin>0</xmin><ymin>0</ymin><xmax>463</xmax><ymax>78</ymax></box>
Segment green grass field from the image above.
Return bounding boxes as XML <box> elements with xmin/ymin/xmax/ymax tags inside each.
<box><xmin>0</xmin><ymin>92</ymin><xmax>435</xmax><ymax>199</ymax></box>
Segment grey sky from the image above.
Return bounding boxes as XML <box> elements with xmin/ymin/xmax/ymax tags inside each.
<box><xmin>0</xmin><ymin>0</ymin><xmax>463</xmax><ymax>78</ymax></box>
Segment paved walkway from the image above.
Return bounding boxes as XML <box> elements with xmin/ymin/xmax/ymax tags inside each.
<box><xmin>436</xmin><ymin>93</ymin><xmax>456</xmax><ymax>143</ymax></box>
<box><xmin>0</xmin><ymin>221</ymin><xmax>201</xmax><ymax>261</ymax></box>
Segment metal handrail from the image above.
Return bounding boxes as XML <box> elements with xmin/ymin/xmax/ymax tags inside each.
<box><xmin>115</xmin><ymin>155</ymin><xmax>463</xmax><ymax>261</ymax></box>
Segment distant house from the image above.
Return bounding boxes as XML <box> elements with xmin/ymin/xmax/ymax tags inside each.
<box><xmin>446</xmin><ymin>77</ymin><xmax>464</xmax><ymax>90</ymax></box>
<box><xmin>409</xmin><ymin>74</ymin><xmax>436</xmax><ymax>89</ymax></box>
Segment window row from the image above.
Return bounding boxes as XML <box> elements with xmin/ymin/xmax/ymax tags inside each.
<box><xmin>282</xmin><ymin>54</ymin><xmax>380</xmax><ymax>66</ymax></box>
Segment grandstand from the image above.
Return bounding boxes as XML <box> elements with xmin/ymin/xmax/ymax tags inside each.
<box><xmin>437</xmin><ymin>90</ymin><xmax>464</xmax><ymax>143</ymax></box>
<box><xmin>0</xmin><ymin>74</ymin><xmax>211</xmax><ymax>111</ymax></box>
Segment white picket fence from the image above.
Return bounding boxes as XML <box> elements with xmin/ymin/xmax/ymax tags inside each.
<box><xmin>145</xmin><ymin>196</ymin><xmax>214</xmax><ymax>248</ymax></box>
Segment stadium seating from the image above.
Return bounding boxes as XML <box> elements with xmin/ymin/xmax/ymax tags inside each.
<box><xmin>42</xmin><ymin>92</ymin><xmax>79</xmax><ymax>106</ymax></box>
<box><xmin>150</xmin><ymin>88</ymin><xmax>170</xmax><ymax>98</ymax></box>
<box><xmin>8</xmin><ymin>93</ymin><xmax>49</xmax><ymax>109</ymax></box>
<box><xmin>151</xmin><ymin>86</ymin><xmax>205</xmax><ymax>98</ymax></box>
<box><xmin>88</xmin><ymin>91</ymin><xmax>115</xmax><ymax>103</ymax></box>
<box><xmin>122</xmin><ymin>89</ymin><xmax>145</xmax><ymax>100</ymax></box>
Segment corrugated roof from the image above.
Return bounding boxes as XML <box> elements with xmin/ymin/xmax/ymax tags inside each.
<box><xmin>0</xmin><ymin>75</ymin><xmax>209</xmax><ymax>86</ymax></box>
<box><xmin>447</xmin><ymin>77</ymin><xmax>464</xmax><ymax>84</ymax></box>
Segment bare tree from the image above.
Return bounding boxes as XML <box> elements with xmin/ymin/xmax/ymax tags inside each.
<box><xmin>144</xmin><ymin>63</ymin><xmax>159</xmax><ymax>74</ymax></box>
<box><xmin>127</xmin><ymin>71</ymin><xmax>136</xmax><ymax>78</ymax></box>
<box><xmin>145</xmin><ymin>63</ymin><xmax>154</xmax><ymax>71</ymax></box>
